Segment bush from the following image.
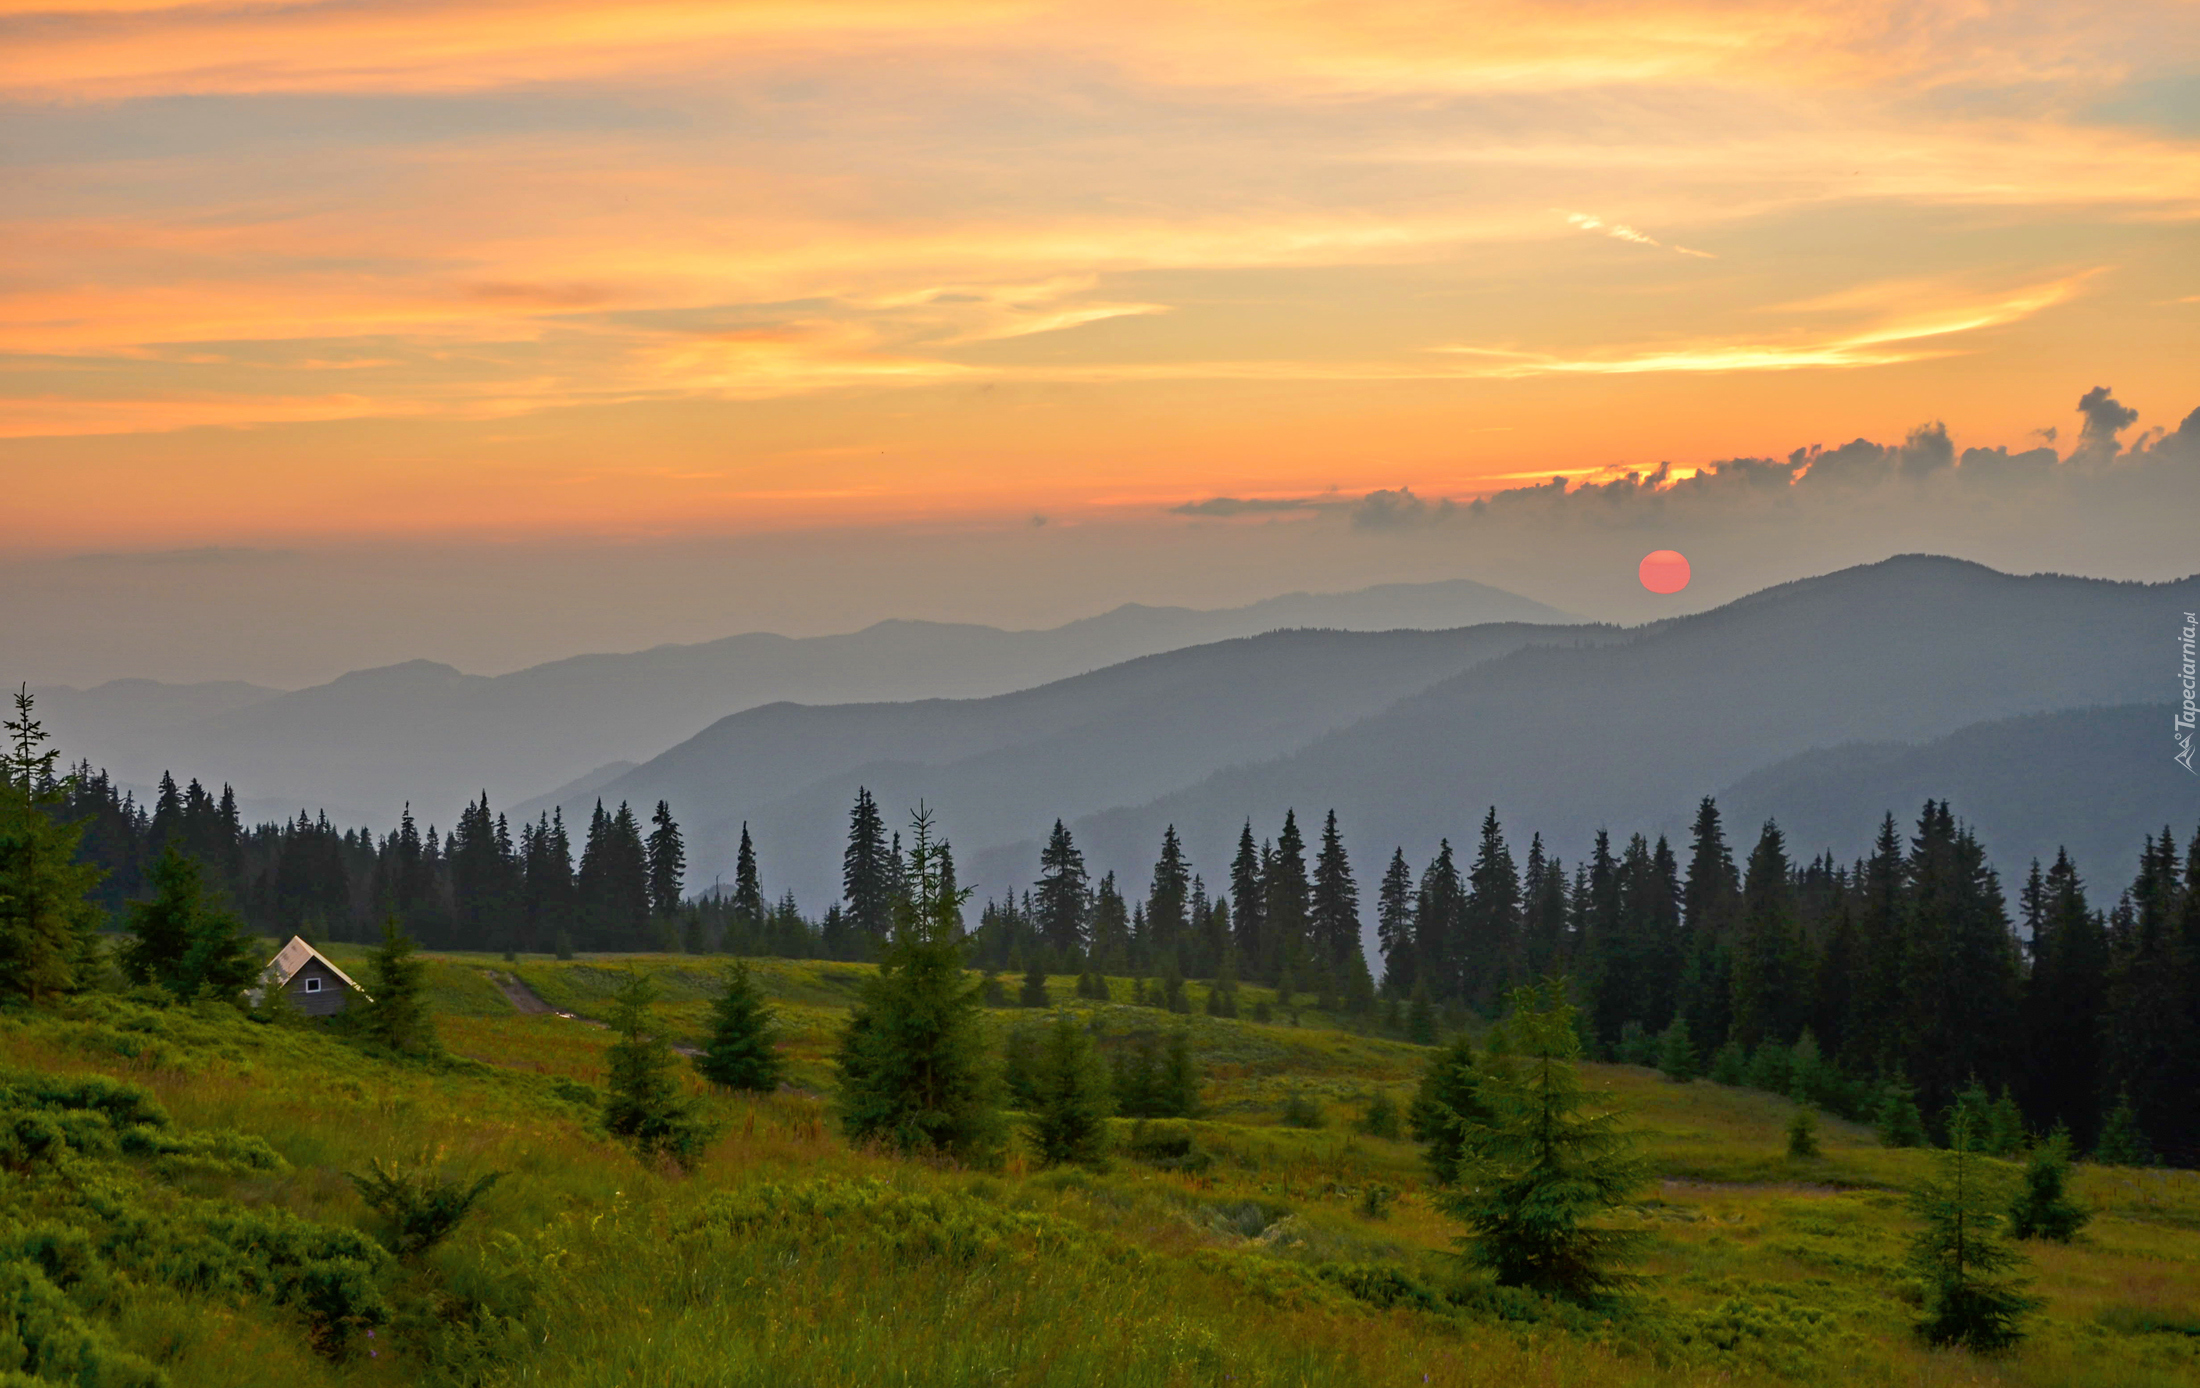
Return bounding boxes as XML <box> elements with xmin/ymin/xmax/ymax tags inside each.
<box><xmin>0</xmin><ymin>1260</ymin><xmax>165</xmax><ymax>1388</ymax></box>
<box><xmin>346</xmin><ymin>1155</ymin><xmax>504</xmax><ymax>1258</ymax></box>
<box><xmin>1279</xmin><ymin>1091</ymin><xmax>1324</xmax><ymax>1129</ymax></box>
<box><xmin>1708</xmin><ymin>1039</ymin><xmax>1747</xmax><ymax>1086</ymax></box>
<box><xmin>1356</xmin><ymin>1091</ymin><xmax>1402</xmax><ymax>1139</ymax></box>
<box><xmin>1786</xmin><ymin>1106</ymin><xmax>1820</xmax><ymax>1158</ymax></box>
<box><xmin>1655</xmin><ymin>1017</ymin><xmax>1699</xmax><ymax>1082</ymax></box>
<box><xmin>1124</xmin><ymin>1121</ymin><xmax>1210</xmax><ymax>1173</ymax></box>
<box><xmin>2007</xmin><ymin>1128</ymin><xmax>2088</xmax><ymax>1242</ymax></box>
<box><xmin>1875</xmin><ymin>1078</ymin><xmax>1927</xmax><ymax>1148</ymax></box>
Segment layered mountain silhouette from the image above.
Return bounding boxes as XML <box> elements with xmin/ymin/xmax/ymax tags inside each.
<box><xmin>30</xmin><ymin>578</ymin><xmax>1574</xmax><ymax>820</ymax></box>
<box><xmin>518</xmin><ymin>556</ymin><xmax>2195</xmax><ymax>917</ymax></box>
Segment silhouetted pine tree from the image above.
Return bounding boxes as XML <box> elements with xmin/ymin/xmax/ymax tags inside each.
<box><xmin>1731</xmin><ymin>820</ymin><xmax>1805</xmax><ymax>1049</ymax></box>
<box><xmin>1229</xmin><ymin>822</ymin><xmax>1265</xmax><ymax>984</ymax></box>
<box><xmin>841</xmin><ymin>787</ymin><xmax>893</xmax><ymax>953</ymax></box>
<box><xmin>1264</xmin><ymin>811</ymin><xmax>1310</xmax><ymax>984</ymax></box>
<box><xmin>4</xmin><ymin>694</ymin><xmax>110</xmax><ymax>1004</ymax></box>
<box><xmin>1416</xmin><ymin>840</ymin><xmax>1464</xmax><ymax>1003</ymax></box>
<box><xmin>1035</xmin><ymin>819</ymin><xmax>1090</xmax><ymax>960</ymax></box>
<box><xmin>731</xmin><ymin>822</ymin><xmax>766</xmax><ymax>949</ymax></box>
<box><xmin>1376</xmin><ymin>846</ymin><xmax>1417</xmax><ymax>994</ymax></box>
<box><xmin>1460</xmin><ymin>808</ymin><xmax>1521</xmax><ymax>1008</ymax></box>
<box><xmin>646</xmin><ymin>800</ymin><xmax>686</xmax><ymax>923</ymax></box>
<box><xmin>1145</xmin><ymin>825</ymin><xmax>1190</xmax><ymax>966</ymax></box>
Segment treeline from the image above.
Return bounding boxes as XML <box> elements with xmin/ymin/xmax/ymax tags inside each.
<box><xmin>49</xmin><ymin>768</ymin><xmax>696</xmax><ymax>954</ymax></box>
<box><xmin>1372</xmin><ymin>799</ymin><xmax>2200</xmax><ymax>1170</ymax></box>
<box><xmin>23</xmin><ymin>700</ymin><xmax>2200</xmax><ymax>1167</ymax></box>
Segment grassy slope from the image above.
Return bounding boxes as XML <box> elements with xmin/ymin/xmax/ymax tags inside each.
<box><xmin>3</xmin><ymin>948</ymin><xmax>2196</xmax><ymax>1388</ymax></box>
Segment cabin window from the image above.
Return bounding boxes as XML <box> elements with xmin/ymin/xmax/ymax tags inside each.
<box><xmin>304</xmin><ymin>977</ymin><xmax>323</xmax><ymax>993</ymax></box>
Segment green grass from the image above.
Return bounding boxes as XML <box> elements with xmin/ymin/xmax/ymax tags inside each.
<box><xmin>5</xmin><ymin>950</ymin><xmax>2197</xmax><ymax>1388</ymax></box>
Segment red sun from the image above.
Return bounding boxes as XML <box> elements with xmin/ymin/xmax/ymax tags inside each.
<box><xmin>1639</xmin><ymin>550</ymin><xmax>1691</xmax><ymax>595</ymax></box>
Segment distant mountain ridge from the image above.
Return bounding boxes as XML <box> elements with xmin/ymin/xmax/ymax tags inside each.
<box><xmin>30</xmin><ymin>577</ymin><xmax>1576</xmax><ymax>824</ymax></box>
<box><xmin>528</xmin><ymin>555</ymin><xmax>2196</xmax><ymax>925</ymax></box>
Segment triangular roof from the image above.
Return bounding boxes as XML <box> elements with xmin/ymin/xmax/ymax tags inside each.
<box><xmin>261</xmin><ymin>935</ymin><xmax>372</xmax><ymax>1000</ymax></box>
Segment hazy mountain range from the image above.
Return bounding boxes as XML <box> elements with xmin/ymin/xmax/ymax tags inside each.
<box><xmin>514</xmin><ymin>556</ymin><xmax>2198</xmax><ymax>918</ymax></box>
<box><xmin>30</xmin><ymin>578</ymin><xmax>1575</xmax><ymax>822</ymax></box>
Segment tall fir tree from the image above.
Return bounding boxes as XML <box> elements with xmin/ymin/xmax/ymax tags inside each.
<box><xmin>1309</xmin><ymin>810</ymin><xmax>1363</xmax><ymax>980</ymax></box>
<box><xmin>731</xmin><ymin>823</ymin><xmax>766</xmax><ymax>946</ymax></box>
<box><xmin>1415</xmin><ymin>840</ymin><xmax>1465</xmax><ymax>1004</ymax></box>
<box><xmin>1376</xmin><ymin>846</ymin><xmax>1417</xmax><ymax>994</ymax></box>
<box><xmin>841</xmin><ymin>787</ymin><xmax>894</xmax><ymax>952</ymax></box>
<box><xmin>1263</xmin><ymin>810</ymin><xmax>1310</xmax><ymax>983</ymax></box>
<box><xmin>1034</xmin><ymin>819</ymin><xmax>1090</xmax><ymax>959</ymax></box>
<box><xmin>1460</xmin><ymin>808</ymin><xmax>1522</xmax><ymax>1007</ymax></box>
<box><xmin>646</xmin><ymin>800</ymin><xmax>686</xmax><ymax>923</ymax></box>
<box><xmin>1229</xmin><ymin>822</ymin><xmax>1266</xmax><ymax>980</ymax></box>
<box><xmin>1731</xmin><ymin>820</ymin><xmax>1806</xmax><ymax>1049</ymax></box>
<box><xmin>1909</xmin><ymin>1111</ymin><xmax>2038</xmax><ymax>1350</ymax></box>
<box><xmin>1144</xmin><ymin>824</ymin><xmax>1191</xmax><ymax>967</ymax></box>
<box><xmin>2021</xmin><ymin>850</ymin><xmax>2109</xmax><ymax>1146</ymax></box>
<box><xmin>1</xmin><ymin>687</ymin><xmax>103</xmax><ymax>1003</ymax></box>
<box><xmin>1903</xmin><ymin>802</ymin><xmax>2023</xmax><ymax>1122</ymax></box>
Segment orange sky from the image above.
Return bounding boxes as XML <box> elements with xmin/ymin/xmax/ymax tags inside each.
<box><xmin>4</xmin><ymin>0</ymin><xmax>2199</xmax><ymax>548</ymax></box>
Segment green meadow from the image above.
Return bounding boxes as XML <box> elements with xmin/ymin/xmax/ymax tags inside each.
<box><xmin>5</xmin><ymin>947</ymin><xmax>2197</xmax><ymax>1388</ymax></box>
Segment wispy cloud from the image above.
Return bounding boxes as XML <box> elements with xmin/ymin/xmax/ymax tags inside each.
<box><xmin>1563</xmin><ymin>211</ymin><xmax>1715</xmax><ymax>258</ymax></box>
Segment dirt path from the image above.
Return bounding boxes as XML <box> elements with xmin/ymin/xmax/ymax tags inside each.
<box><xmin>489</xmin><ymin>971</ymin><xmax>555</xmax><ymax>1015</ymax></box>
<box><xmin>485</xmin><ymin>970</ymin><xmax>701</xmax><ymax>1056</ymax></box>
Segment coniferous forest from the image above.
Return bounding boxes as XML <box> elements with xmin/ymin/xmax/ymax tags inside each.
<box><xmin>33</xmin><ymin>739</ymin><xmax>2200</xmax><ymax>1170</ymax></box>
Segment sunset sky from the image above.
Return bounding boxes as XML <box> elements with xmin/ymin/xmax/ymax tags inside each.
<box><xmin>6</xmin><ymin>0</ymin><xmax>2200</xmax><ymax>682</ymax></box>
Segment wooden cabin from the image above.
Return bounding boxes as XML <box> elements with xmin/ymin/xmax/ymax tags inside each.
<box><xmin>256</xmin><ymin>935</ymin><xmax>372</xmax><ymax>1017</ymax></box>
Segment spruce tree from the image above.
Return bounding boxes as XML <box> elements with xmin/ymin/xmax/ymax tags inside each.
<box><xmin>1157</xmin><ymin>1030</ymin><xmax>1202</xmax><ymax>1116</ymax></box>
<box><xmin>1027</xmin><ymin>1012</ymin><xmax>1111</xmax><ymax>1168</ymax></box>
<box><xmin>2020</xmin><ymin>850</ymin><xmax>2108</xmax><ymax>1145</ymax></box>
<box><xmin>1020</xmin><ymin>956</ymin><xmax>1050</xmax><ymax>1007</ymax></box>
<box><xmin>1438</xmin><ymin>979</ymin><xmax>1648</xmax><ymax>1304</ymax></box>
<box><xmin>1229</xmin><ymin>822</ymin><xmax>1266</xmax><ymax>981</ymax></box>
<box><xmin>0</xmin><ymin>691</ymin><xmax>104</xmax><ymax>1003</ymax></box>
<box><xmin>695</xmin><ymin>961</ymin><xmax>783</xmax><ymax>1092</ymax></box>
<box><xmin>1309</xmin><ymin>810</ymin><xmax>1364</xmax><ymax>981</ymax></box>
<box><xmin>1000</xmin><ymin>1020</ymin><xmax>1040</xmax><ymax>1109</ymax></box>
<box><xmin>604</xmin><ymin>972</ymin><xmax>712</xmax><ymax>1168</ymax></box>
<box><xmin>2093</xmin><ymin>1090</ymin><xmax>2155</xmax><ymax>1166</ymax></box>
<box><xmin>1035</xmin><ymin>820</ymin><xmax>1091</xmax><ymax>959</ymax></box>
<box><xmin>1909</xmin><ymin>1111</ymin><xmax>2038</xmax><ymax>1351</ymax></box>
<box><xmin>1731</xmin><ymin>820</ymin><xmax>1804</xmax><ymax>1049</ymax></box>
<box><xmin>1145</xmin><ymin>825</ymin><xmax>1191</xmax><ymax>965</ymax></box>
<box><xmin>1406</xmin><ymin>983</ymin><xmax>1437</xmax><ymax>1045</ymax></box>
<box><xmin>363</xmin><ymin>918</ymin><xmax>437</xmax><ymax>1055</ymax></box>
<box><xmin>1409</xmin><ymin>1032</ymin><xmax>1487</xmax><ymax>1185</ymax></box>
<box><xmin>841</xmin><ymin>787</ymin><xmax>893</xmax><ymax>949</ymax></box>
<box><xmin>1264</xmin><ymin>811</ymin><xmax>1310</xmax><ymax>981</ymax></box>
<box><xmin>1655</xmin><ymin>1015</ymin><xmax>1698</xmax><ymax>1081</ymax></box>
<box><xmin>1708</xmin><ymin>1038</ymin><xmax>1748</xmax><ymax>1086</ymax></box>
<box><xmin>645</xmin><ymin>801</ymin><xmax>686</xmax><ymax>923</ymax></box>
<box><xmin>1460</xmin><ymin>807</ymin><xmax>1522</xmax><ymax>1008</ymax></box>
<box><xmin>1876</xmin><ymin>1075</ymin><xmax>1928</xmax><ymax>1147</ymax></box>
<box><xmin>1786</xmin><ymin>1105</ymin><xmax>1821</xmax><ymax>1158</ymax></box>
<box><xmin>2007</xmin><ymin>1128</ymin><xmax>2088</xmax><ymax>1242</ymax></box>
<box><xmin>834</xmin><ymin>809</ymin><xmax>1003</xmax><ymax>1165</ymax></box>
<box><xmin>1376</xmin><ymin>846</ymin><xmax>1418</xmax><ymax>995</ymax></box>
<box><xmin>731</xmin><ymin>823</ymin><xmax>766</xmax><ymax>945</ymax></box>
<box><xmin>123</xmin><ymin>846</ymin><xmax>258</xmax><ymax>1000</ymax></box>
